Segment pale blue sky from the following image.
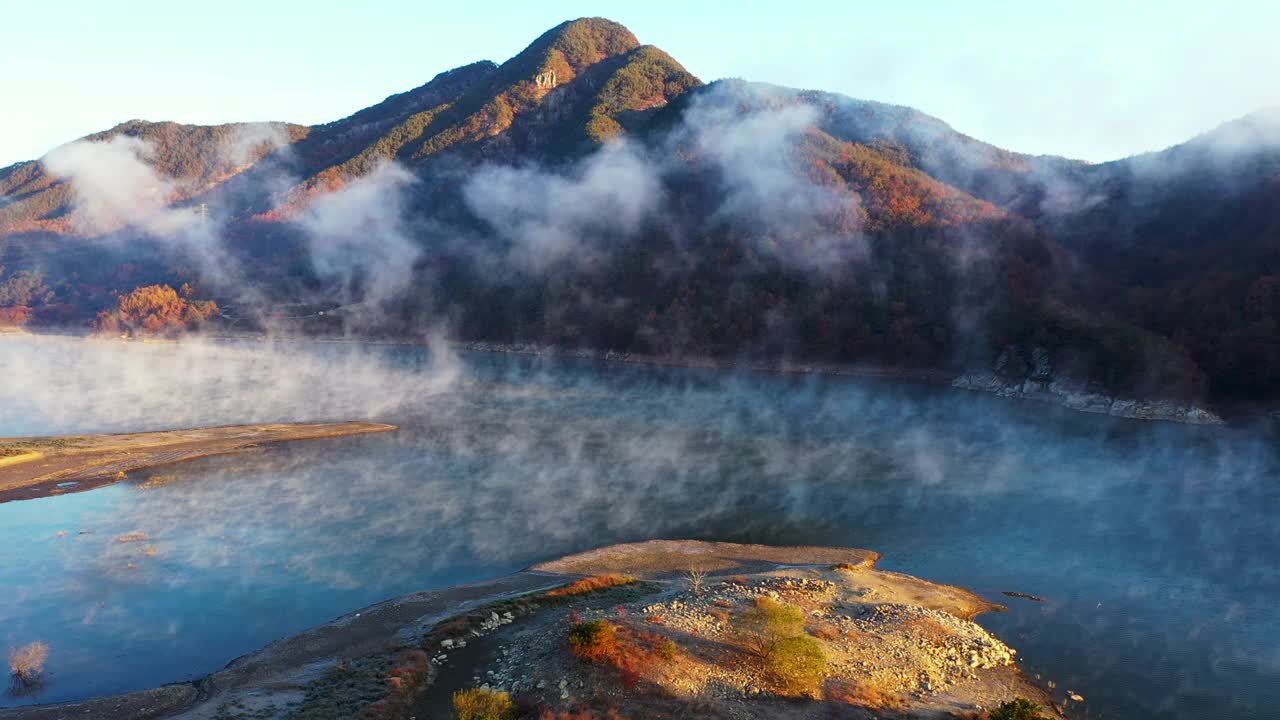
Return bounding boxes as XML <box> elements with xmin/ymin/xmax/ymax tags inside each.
<box><xmin>3</xmin><ymin>0</ymin><xmax>1278</xmax><ymax>166</ymax></box>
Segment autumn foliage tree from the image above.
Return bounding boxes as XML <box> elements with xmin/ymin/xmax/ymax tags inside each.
<box><xmin>94</xmin><ymin>284</ymin><xmax>218</xmax><ymax>335</ymax></box>
<box><xmin>0</xmin><ymin>306</ymin><xmax>32</xmax><ymax>328</ymax></box>
<box><xmin>0</xmin><ymin>267</ymin><xmax>55</xmax><ymax>327</ymax></box>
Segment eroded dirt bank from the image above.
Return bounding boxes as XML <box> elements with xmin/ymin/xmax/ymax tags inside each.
<box><xmin>0</xmin><ymin>541</ymin><xmax>1073</xmax><ymax>720</ymax></box>
<box><xmin>0</xmin><ymin>422</ymin><xmax>397</xmax><ymax>503</ymax></box>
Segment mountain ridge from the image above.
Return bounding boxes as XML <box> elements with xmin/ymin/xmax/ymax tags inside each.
<box><xmin>2</xmin><ymin>17</ymin><xmax>1278</xmax><ymax>404</ymax></box>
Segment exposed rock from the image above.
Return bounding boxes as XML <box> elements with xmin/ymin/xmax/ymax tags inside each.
<box><xmin>534</xmin><ymin>70</ymin><xmax>558</xmax><ymax>89</ymax></box>
<box><xmin>953</xmin><ymin>346</ymin><xmax>1224</xmax><ymax>425</ymax></box>
<box><xmin>1029</xmin><ymin>346</ymin><xmax>1053</xmax><ymax>382</ymax></box>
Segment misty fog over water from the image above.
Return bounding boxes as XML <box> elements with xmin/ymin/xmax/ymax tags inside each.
<box><xmin>0</xmin><ymin>336</ymin><xmax>1277</xmax><ymax>718</ymax></box>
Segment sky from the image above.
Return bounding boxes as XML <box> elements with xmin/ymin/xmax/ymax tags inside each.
<box><xmin>2</xmin><ymin>0</ymin><xmax>1278</xmax><ymax>166</ymax></box>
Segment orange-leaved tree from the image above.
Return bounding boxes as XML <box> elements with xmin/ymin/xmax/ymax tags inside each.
<box><xmin>94</xmin><ymin>284</ymin><xmax>218</xmax><ymax>335</ymax></box>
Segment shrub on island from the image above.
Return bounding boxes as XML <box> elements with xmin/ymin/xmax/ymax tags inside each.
<box><xmin>989</xmin><ymin>697</ymin><xmax>1050</xmax><ymax>720</ymax></box>
<box><xmin>567</xmin><ymin>618</ymin><xmax>677</xmax><ymax>688</ymax></box>
<box><xmin>452</xmin><ymin>687</ymin><xmax>516</xmax><ymax>720</ymax></box>
<box><xmin>732</xmin><ymin>597</ymin><xmax>827</xmax><ymax>695</ymax></box>
<box><xmin>547</xmin><ymin>574</ymin><xmax>638</xmax><ymax>598</ymax></box>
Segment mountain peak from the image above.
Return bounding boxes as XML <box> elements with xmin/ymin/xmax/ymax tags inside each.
<box><xmin>501</xmin><ymin>17</ymin><xmax>640</xmax><ymax>86</ymax></box>
<box><xmin>536</xmin><ymin>18</ymin><xmax>640</xmax><ymax>61</ymax></box>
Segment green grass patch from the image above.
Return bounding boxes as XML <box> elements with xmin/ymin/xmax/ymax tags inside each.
<box><xmin>990</xmin><ymin>697</ymin><xmax>1050</xmax><ymax>720</ymax></box>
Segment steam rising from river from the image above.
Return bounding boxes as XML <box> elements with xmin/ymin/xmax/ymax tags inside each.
<box><xmin>1</xmin><ymin>336</ymin><xmax>1278</xmax><ymax>717</ymax></box>
<box><xmin>0</xmin><ymin>335</ymin><xmax>458</xmax><ymax>436</ymax></box>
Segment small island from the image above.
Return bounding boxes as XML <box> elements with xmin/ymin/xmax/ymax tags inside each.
<box><xmin>0</xmin><ymin>422</ymin><xmax>397</xmax><ymax>503</ymax></box>
<box><xmin>0</xmin><ymin>541</ymin><xmax>1066</xmax><ymax>720</ymax></box>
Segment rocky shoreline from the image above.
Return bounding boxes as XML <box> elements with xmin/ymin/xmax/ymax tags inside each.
<box><xmin>455</xmin><ymin>340</ymin><xmax>954</xmax><ymax>382</ymax></box>
<box><xmin>5</xmin><ymin>332</ymin><xmax>1244</xmax><ymax>425</ymax></box>
<box><xmin>949</xmin><ymin>343</ymin><xmax>1228</xmax><ymax>425</ymax></box>
<box><xmin>952</xmin><ymin>373</ymin><xmax>1226</xmax><ymax>425</ymax></box>
<box><xmin>463</xmin><ymin>339</ymin><xmax>1232</xmax><ymax>426</ymax></box>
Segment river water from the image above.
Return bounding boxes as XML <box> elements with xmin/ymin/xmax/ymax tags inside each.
<box><xmin>0</xmin><ymin>335</ymin><xmax>1276</xmax><ymax>717</ymax></box>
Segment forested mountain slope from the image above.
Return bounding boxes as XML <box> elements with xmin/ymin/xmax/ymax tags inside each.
<box><xmin>3</xmin><ymin>18</ymin><xmax>1278</xmax><ymax>403</ymax></box>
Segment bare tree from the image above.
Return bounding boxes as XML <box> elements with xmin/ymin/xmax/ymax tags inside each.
<box><xmin>687</xmin><ymin>567</ymin><xmax>708</xmax><ymax>595</ymax></box>
<box><xmin>8</xmin><ymin>641</ymin><xmax>49</xmax><ymax>688</ymax></box>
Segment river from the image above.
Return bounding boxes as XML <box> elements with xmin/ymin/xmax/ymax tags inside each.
<box><xmin>0</xmin><ymin>335</ymin><xmax>1276</xmax><ymax>718</ymax></box>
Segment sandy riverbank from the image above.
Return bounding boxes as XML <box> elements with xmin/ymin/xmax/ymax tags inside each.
<box><xmin>0</xmin><ymin>540</ymin><xmax>1067</xmax><ymax>720</ymax></box>
<box><xmin>0</xmin><ymin>422</ymin><xmax>397</xmax><ymax>503</ymax></box>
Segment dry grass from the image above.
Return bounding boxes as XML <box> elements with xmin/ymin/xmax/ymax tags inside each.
<box><xmin>359</xmin><ymin>649</ymin><xmax>431</xmax><ymax>719</ymax></box>
<box><xmin>823</xmin><ymin>678</ymin><xmax>906</xmax><ymax>711</ymax></box>
<box><xmin>139</xmin><ymin>475</ymin><xmax>178</xmax><ymax>490</ymax></box>
<box><xmin>812</xmin><ymin>623</ymin><xmax>843</xmax><ymax>641</ymax></box>
<box><xmin>568</xmin><ymin>620</ymin><xmax>678</xmax><ymax>688</ymax></box>
<box><xmin>547</xmin><ymin>574</ymin><xmax>638</xmax><ymax>598</ymax></box>
<box><xmin>8</xmin><ymin>642</ymin><xmax>49</xmax><ymax>685</ymax></box>
<box><xmin>452</xmin><ymin>687</ymin><xmax>516</xmax><ymax>720</ymax></box>
<box><xmin>537</xmin><ymin>710</ymin><xmax>625</xmax><ymax>720</ymax></box>
<box><xmin>287</xmin><ymin>648</ymin><xmax>431</xmax><ymax>720</ymax></box>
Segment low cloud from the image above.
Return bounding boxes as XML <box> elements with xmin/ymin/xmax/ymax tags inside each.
<box><xmin>223</xmin><ymin>123</ymin><xmax>293</xmax><ymax>167</ymax></box>
<box><xmin>676</xmin><ymin>90</ymin><xmax>846</xmax><ymax>235</ymax></box>
<box><xmin>43</xmin><ymin>136</ymin><xmax>194</xmax><ymax>238</ymax></box>
<box><xmin>38</xmin><ymin>130</ymin><xmax>433</xmax><ymax>330</ymax></box>
<box><xmin>296</xmin><ymin>162</ymin><xmax>422</xmax><ymax>309</ymax></box>
<box><xmin>40</xmin><ymin>135</ymin><xmax>245</xmax><ymax>293</ymax></box>
<box><xmin>0</xmin><ymin>333</ymin><xmax>459</xmax><ymax>435</ymax></box>
<box><xmin>461</xmin><ymin>83</ymin><xmax>868</xmax><ymax>273</ymax></box>
<box><xmin>463</xmin><ymin>140</ymin><xmax>662</xmax><ymax>271</ymax></box>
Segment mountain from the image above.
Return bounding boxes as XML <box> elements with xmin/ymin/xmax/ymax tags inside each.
<box><xmin>2</xmin><ymin>18</ymin><xmax>1278</xmax><ymax>405</ymax></box>
<box><xmin>1017</xmin><ymin>109</ymin><xmax>1280</xmax><ymax>397</ymax></box>
<box><xmin>0</xmin><ymin>120</ymin><xmax>309</xmax><ymax>236</ymax></box>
